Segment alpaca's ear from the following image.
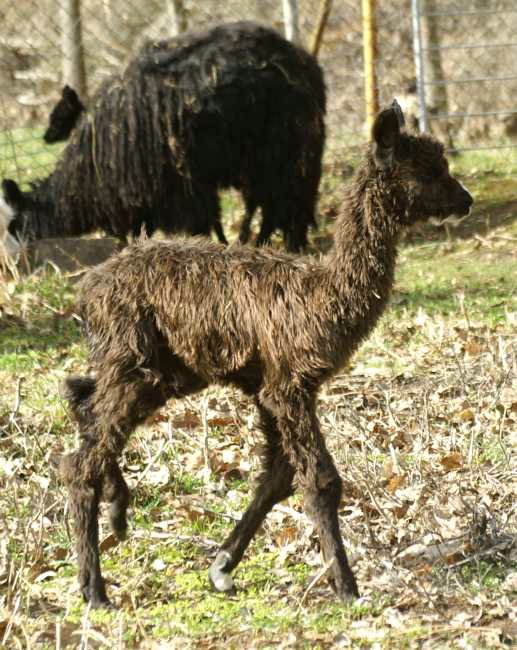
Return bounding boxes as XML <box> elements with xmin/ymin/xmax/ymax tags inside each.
<box><xmin>2</xmin><ymin>179</ymin><xmax>24</xmax><ymax>210</ymax></box>
<box><xmin>63</xmin><ymin>85</ymin><xmax>81</xmax><ymax>107</ymax></box>
<box><xmin>372</xmin><ymin>100</ymin><xmax>405</xmax><ymax>170</ymax></box>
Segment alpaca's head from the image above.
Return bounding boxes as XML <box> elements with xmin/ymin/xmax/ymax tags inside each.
<box><xmin>1</xmin><ymin>178</ymin><xmax>45</xmax><ymax>258</ymax></box>
<box><xmin>44</xmin><ymin>85</ymin><xmax>85</xmax><ymax>144</ymax></box>
<box><xmin>0</xmin><ymin>181</ymin><xmax>22</xmax><ymax>260</ymax></box>
<box><xmin>371</xmin><ymin>101</ymin><xmax>473</xmax><ymax>224</ymax></box>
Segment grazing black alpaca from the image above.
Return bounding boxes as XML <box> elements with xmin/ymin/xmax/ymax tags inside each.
<box><xmin>1</xmin><ymin>22</ymin><xmax>325</xmax><ymax>253</ymax></box>
<box><xmin>58</xmin><ymin>102</ymin><xmax>472</xmax><ymax>608</ymax></box>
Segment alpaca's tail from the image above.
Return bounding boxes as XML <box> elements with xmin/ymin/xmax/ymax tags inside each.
<box><xmin>62</xmin><ymin>375</ymin><xmax>96</xmax><ymax>427</ymax></box>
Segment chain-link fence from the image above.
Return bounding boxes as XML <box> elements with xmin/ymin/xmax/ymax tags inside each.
<box><xmin>412</xmin><ymin>0</ymin><xmax>517</xmax><ymax>151</ymax></box>
<box><xmin>1</xmin><ymin>1</ymin><xmax>516</xmax><ymax>183</ymax></box>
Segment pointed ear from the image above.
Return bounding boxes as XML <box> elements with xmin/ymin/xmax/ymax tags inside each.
<box><xmin>62</xmin><ymin>85</ymin><xmax>80</xmax><ymax>105</ymax></box>
<box><xmin>372</xmin><ymin>100</ymin><xmax>405</xmax><ymax>170</ymax></box>
<box><xmin>2</xmin><ymin>179</ymin><xmax>24</xmax><ymax>209</ymax></box>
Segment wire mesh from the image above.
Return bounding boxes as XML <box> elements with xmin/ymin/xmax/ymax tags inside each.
<box><xmin>1</xmin><ymin>0</ymin><xmax>516</xmax><ymax>183</ymax></box>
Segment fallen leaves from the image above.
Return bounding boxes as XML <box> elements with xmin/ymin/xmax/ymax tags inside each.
<box><xmin>440</xmin><ymin>452</ymin><xmax>464</xmax><ymax>471</ymax></box>
<box><xmin>1</xmin><ymin>264</ymin><xmax>516</xmax><ymax>648</ymax></box>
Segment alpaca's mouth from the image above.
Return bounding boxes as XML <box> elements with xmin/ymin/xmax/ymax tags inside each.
<box><xmin>429</xmin><ymin>211</ymin><xmax>470</xmax><ymax>227</ymax></box>
<box><xmin>429</xmin><ymin>198</ymin><xmax>473</xmax><ymax>226</ymax></box>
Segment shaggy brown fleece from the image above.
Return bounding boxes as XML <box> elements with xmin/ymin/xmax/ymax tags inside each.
<box><xmin>60</xmin><ymin>102</ymin><xmax>473</xmax><ymax>608</ymax></box>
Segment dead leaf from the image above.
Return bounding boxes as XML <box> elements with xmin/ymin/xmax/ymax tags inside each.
<box><xmin>177</xmin><ymin>499</ymin><xmax>215</xmax><ymax>524</ymax></box>
<box><xmin>53</xmin><ymin>547</ymin><xmax>68</xmax><ymax>561</ymax></box>
<box><xmin>171</xmin><ymin>409</ymin><xmax>201</xmax><ymax>428</ymax></box>
<box><xmin>457</xmin><ymin>408</ymin><xmax>475</xmax><ymax>423</ymax></box>
<box><xmin>441</xmin><ymin>452</ymin><xmax>464</xmax><ymax>471</ymax></box>
<box><xmin>207</xmin><ymin>416</ymin><xmax>238</xmax><ymax>428</ymax></box>
<box><xmin>393</xmin><ymin>503</ymin><xmax>409</xmax><ymax>519</ymax></box>
<box><xmin>274</xmin><ymin>526</ymin><xmax>298</xmax><ymax>547</ymax></box>
<box><xmin>100</xmin><ymin>533</ymin><xmax>120</xmax><ymax>552</ymax></box>
<box><xmin>387</xmin><ymin>475</ymin><xmax>406</xmax><ymax>494</ymax></box>
<box><xmin>464</xmin><ymin>339</ymin><xmax>483</xmax><ymax>356</ymax></box>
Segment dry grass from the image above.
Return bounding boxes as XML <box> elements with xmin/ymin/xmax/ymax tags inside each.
<box><xmin>0</xmin><ymin>159</ymin><xmax>516</xmax><ymax>648</ymax></box>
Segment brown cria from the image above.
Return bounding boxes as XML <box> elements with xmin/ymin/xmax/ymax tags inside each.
<box><xmin>59</xmin><ymin>102</ymin><xmax>473</xmax><ymax>608</ymax></box>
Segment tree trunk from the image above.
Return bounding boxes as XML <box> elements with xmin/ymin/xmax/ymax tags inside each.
<box><xmin>60</xmin><ymin>0</ymin><xmax>88</xmax><ymax>99</ymax></box>
<box><xmin>167</xmin><ymin>0</ymin><xmax>187</xmax><ymax>36</ymax></box>
<box><xmin>282</xmin><ymin>0</ymin><xmax>301</xmax><ymax>45</ymax></box>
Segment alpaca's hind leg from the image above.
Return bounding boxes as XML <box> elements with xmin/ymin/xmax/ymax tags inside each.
<box><xmin>209</xmin><ymin>402</ymin><xmax>295</xmax><ymax>592</ymax></box>
<box><xmin>61</xmin><ymin>448</ymin><xmax>109</xmax><ymax>607</ymax></box>
<box><xmin>64</xmin><ymin>374</ymin><xmax>174</xmax><ymax>608</ymax></box>
<box><xmin>272</xmin><ymin>391</ymin><xmax>359</xmax><ymax>602</ymax></box>
<box><xmin>102</xmin><ymin>460</ymin><xmax>130</xmax><ymax>541</ymax></box>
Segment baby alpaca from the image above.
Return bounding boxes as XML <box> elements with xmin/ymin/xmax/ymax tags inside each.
<box><xmin>60</xmin><ymin>102</ymin><xmax>473</xmax><ymax>608</ymax></box>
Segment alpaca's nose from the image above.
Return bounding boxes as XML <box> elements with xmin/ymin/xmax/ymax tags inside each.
<box><xmin>458</xmin><ymin>183</ymin><xmax>473</xmax><ymax>216</ymax></box>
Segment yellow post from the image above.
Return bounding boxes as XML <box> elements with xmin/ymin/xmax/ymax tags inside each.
<box><xmin>362</xmin><ymin>0</ymin><xmax>379</xmax><ymax>132</ymax></box>
<box><xmin>310</xmin><ymin>0</ymin><xmax>333</xmax><ymax>58</ymax></box>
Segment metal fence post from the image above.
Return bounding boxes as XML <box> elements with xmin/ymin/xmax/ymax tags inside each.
<box><xmin>362</xmin><ymin>0</ymin><xmax>379</xmax><ymax>132</ymax></box>
<box><xmin>411</xmin><ymin>0</ymin><xmax>428</xmax><ymax>132</ymax></box>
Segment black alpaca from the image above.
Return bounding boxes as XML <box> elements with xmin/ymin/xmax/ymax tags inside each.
<box><xmin>2</xmin><ymin>22</ymin><xmax>325</xmax><ymax>252</ymax></box>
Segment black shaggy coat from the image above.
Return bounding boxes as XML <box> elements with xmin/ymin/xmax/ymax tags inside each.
<box><xmin>2</xmin><ymin>22</ymin><xmax>326</xmax><ymax>251</ymax></box>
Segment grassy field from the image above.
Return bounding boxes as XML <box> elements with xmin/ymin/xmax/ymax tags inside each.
<box><xmin>0</xmin><ymin>145</ymin><xmax>516</xmax><ymax>649</ymax></box>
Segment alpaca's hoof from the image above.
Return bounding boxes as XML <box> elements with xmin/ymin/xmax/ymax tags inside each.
<box><xmin>336</xmin><ymin>588</ymin><xmax>359</xmax><ymax>604</ymax></box>
<box><xmin>110</xmin><ymin>517</ymin><xmax>128</xmax><ymax>541</ymax></box>
<box><xmin>209</xmin><ymin>551</ymin><xmax>235</xmax><ymax>593</ymax></box>
<box><xmin>330</xmin><ymin>576</ymin><xmax>360</xmax><ymax>603</ymax></box>
<box><xmin>114</xmin><ymin>526</ymin><xmax>128</xmax><ymax>542</ymax></box>
<box><xmin>81</xmin><ymin>581</ymin><xmax>113</xmax><ymax>609</ymax></box>
<box><xmin>82</xmin><ymin>589</ymin><xmax>114</xmax><ymax>609</ymax></box>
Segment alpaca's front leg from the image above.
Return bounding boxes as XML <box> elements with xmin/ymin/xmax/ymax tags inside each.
<box><xmin>300</xmin><ymin>456</ymin><xmax>359</xmax><ymax>601</ymax></box>
<box><xmin>273</xmin><ymin>390</ymin><xmax>360</xmax><ymax>602</ymax></box>
<box><xmin>209</xmin><ymin>402</ymin><xmax>295</xmax><ymax>592</ymax></box>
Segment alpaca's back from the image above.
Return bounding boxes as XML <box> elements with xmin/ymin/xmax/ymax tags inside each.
<box><xmin>77</xmin><ymin>239</ymin><xmax>330</xmax><ymax>383</ymax></box>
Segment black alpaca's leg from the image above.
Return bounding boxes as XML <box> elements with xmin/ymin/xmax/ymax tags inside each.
<box><xmin>255</xmin><ymin>203</ymin><xmax>277</xmax><ymax>247</ymax></box>
<box><xmin>284</xmin><ymin>223</ymin><xmax>308</xmax><ymax>254</ymax></box>
<box><xmin>272</xmin><ymin>391</ymin><xmax>359</xmax><ymax>601</ymax></box>
<box><xmin>190</xmin><ymin>186</ymin><xmax>228</xmax><ymax>244</ymax></box>
<box><xmin>63</xmin><ymin>373</ymin><xmax>173</xmax><ymax>608</ymax></box>
<box><xmin>209</xmin><ymin>402</ymin><xmax>295</xmax><ymax>592</ymax></box>
<box><xmin>284</xmin><ymin>192</ymin><xmax>312</xmax><ymax>253</ymax></box>
<box><xmin>213</xmin><ymin>218</ymin><xmax>228</xmax><ymax>245</ymax></box>
<box><xmin>238</xmin><ymin>194</ymin><xmax>258</xmax><ymax>245</ymax></box>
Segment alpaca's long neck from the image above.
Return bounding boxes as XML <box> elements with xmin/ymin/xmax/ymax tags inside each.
<box><xmin>23</xmin><ymin>174</ymin><xmax>94</xmax><ymax>240</ymax></box>
<box><xmin>326</xmin><ymin>163</ymin><xmax>404</xmax><ymax>335</ymax></box>
<box><xmin>24</xmin><ymin>123</ymin><xmax>103</xmax><ymax>241</ymax></box>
